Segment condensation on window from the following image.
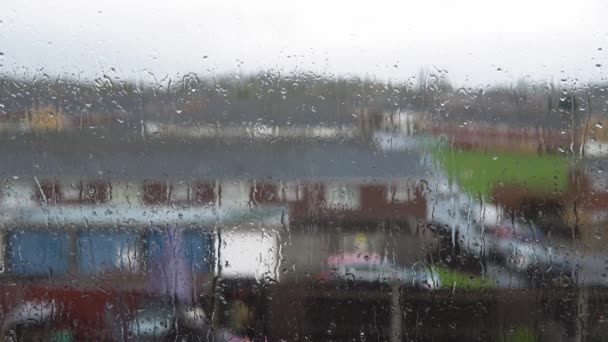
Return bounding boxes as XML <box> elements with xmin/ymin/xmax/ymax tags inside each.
<box><xmin>0</xmin><ymin>0</ymin><xmax>606</xmax><ymax>340</ymax></box>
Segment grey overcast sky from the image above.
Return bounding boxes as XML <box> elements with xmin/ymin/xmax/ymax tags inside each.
<box><xmin>0</xmin><ymin>0</ymin><xmax>607</xmax><ymax>85</ymax></box>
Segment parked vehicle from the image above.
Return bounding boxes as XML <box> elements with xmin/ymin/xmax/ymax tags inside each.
<box><xmin>318</xmin><ymin>252</ymin><xmax>440</xmax><ymax>290</ymax></box>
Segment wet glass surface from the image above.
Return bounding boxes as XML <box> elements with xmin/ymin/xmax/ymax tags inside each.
<box><xmin>1</xmin><ymin>0</ymin><xmax>607</xmax><ymax>341</ymax></box>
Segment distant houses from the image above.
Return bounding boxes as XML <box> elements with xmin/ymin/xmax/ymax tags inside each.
<box><xmin>24</xmin><ymin>103</ymin><xmax>64</xmax><ymax>132</ymax></box>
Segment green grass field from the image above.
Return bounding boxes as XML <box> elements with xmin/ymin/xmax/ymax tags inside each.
<box><xmin>431</xmin><ymin>146</ymin><xmax>571</xmax><ymax>199</ymax></box>
<box><xmin>434</xmin><ymin>266</ymin><xmax>497</xmax><ymax>290</ymax></box>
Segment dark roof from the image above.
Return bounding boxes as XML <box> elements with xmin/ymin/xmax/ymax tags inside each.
<box><xmin>0</xmin><ymin>137</ymin><xmax>427</xmax><ymax>179</ymax></box>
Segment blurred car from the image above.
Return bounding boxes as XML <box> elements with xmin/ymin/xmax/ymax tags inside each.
<box><xmin>489</xmin><ymin>219</ymin><xmax>568</xmax><ymax>273</ymax></box>
<box><xmin>430</xmin><ymin>193</ymin><xmax>568</xmax><ymax>269</ymax></box>
<box><xmin>0</xmin><ymin>288</ymin><xmax>214</xmax><ymax>341</ymax></box>
<box><xmin>317</xmin><ymin>252</ymin><xmax>440</xmax><ymax>290</ymax></box>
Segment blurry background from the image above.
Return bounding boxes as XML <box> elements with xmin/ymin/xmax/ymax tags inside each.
<box><xmin>0</xmin><ymin>1</ymin><xmax>607</xmax><ymax>341</ymax></box>
<box><xmin>1</xmin><ymin>0</ymin><xmax>606</xmax><ymax>84</ymax></box>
